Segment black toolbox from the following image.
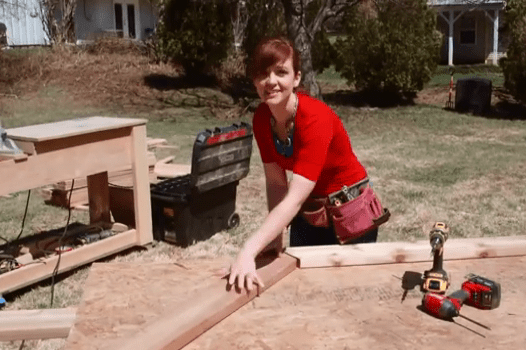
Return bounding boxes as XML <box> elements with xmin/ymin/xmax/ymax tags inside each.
<box><xmin>150</xmin><ymin>122</ymin><xmax>253</xmax><ymax>247</ymax></box>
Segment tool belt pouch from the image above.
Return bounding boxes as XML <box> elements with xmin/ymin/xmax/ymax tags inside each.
<box><xmin>327</xmin><ymin>187</ymin><xmax>390</xmax><ymax>244</ymax></box>
<box><xmin>300</xmin><ymin>197</ymin><xmax>331</xmax><ymax>228</ymax></box>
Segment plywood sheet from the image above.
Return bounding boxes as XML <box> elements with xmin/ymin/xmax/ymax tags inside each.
<box><xmin>6</xmin><ymin>117</ymin><xmax>146</xmax><ymax>142</ymax></box>
<box><xmin>66</xmin><ymin>256</ymin><xmax>526</xmax><ymax>350</ymax></box>
<box><xmin>185</xmin><ymin>256</ymin><xmax>526</xmax><ymax>350</ymax></box>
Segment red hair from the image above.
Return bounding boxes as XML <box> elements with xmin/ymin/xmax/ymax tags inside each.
<box><xmin>248</xmin><ymin>36</ymin><xmax>301</xmax><ymax>80</ymax></box>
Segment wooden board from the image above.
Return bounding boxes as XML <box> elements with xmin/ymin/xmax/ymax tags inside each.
<box><xmin>0</xmin><ymin>230</ymin><xmax>137</xmax><ymax>295</ymax></box>
<box><xmin>286</xmin><ymin>236</ymin><xmax>526</xmax><ymax>268</ymax></box>
<box><xmin>0</xmin><ymin>308</ymin><xmax>76</xmax><ymax>341</ymax></box>
<box><xmin>6</xmin><ymin>117</ymin><xmax>146</xmax><ymax>142</ymax></box>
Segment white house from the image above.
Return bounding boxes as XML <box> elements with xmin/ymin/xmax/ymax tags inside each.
<box><xmin>0</xmin><ymin>0</ymin><xmax>158</xmax><ymax>46</ymax></box>
<box><xmin>428</xmin><ymin>0</ymin><xmax>508</xmax><ymax>65</ymax></box>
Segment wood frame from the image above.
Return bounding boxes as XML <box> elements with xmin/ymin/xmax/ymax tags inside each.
<box><xmin>285</xmin><ymin>236</ymin><xmax>526</xmax><ymax>268</ymax></box>
<box><xmin>0</xmin><ymin>117</ymin><xmax>153</xmax><ymax>295</ymax></box>
<box><xmin>0</xmin><ymin>308</ymin><xmax>76</xmax><ymax>341</ymax></box>
<box><xmin>6</xmin><ymin>236</ymin><xmax>522</xmax><ymax>345</ymax></box>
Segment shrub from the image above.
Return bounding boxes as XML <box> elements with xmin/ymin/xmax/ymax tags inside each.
<box><xmin>500</xmin><ymin>0</ymin><xmax>526</xmax><ymax>103</ymax></box>
<box><xmin>334</xmin><ymin>0</ymin><xmax>441</xmax><ymax>99</ymax></box>
<box><xmin>155</xmin><ymin>0</ymin><xmax>233</xmax><ymax>77</ymax></box>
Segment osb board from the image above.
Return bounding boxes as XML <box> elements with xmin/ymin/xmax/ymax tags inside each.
<box><xmin>65</xmin><ymin>258</ymin><xmax>231</xmax><ymax>350</ymax></box>
<box><xmin>185</xmin><ymin>256</ymin><xmax>526</xmax><ymax>350</ymax></box>
<box><xmin>67</xmin><ymin>256</ymin><xmax>526</xmax><ymax>350</ymax></box>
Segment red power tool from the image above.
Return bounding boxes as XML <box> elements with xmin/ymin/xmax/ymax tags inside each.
<box><xmin>421</xmin><ymin>274</ymin><xmax>500</xmax><ymax>329</ymax></box>
<box><xmin>451</xmin><ymin>273</ymin><xmax>501</xmax><ymax>310</ymax></box>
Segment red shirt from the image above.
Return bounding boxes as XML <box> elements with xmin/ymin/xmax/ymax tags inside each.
<box><xmin>253</xmin><ymin>92</ymin><xmax>367</xmax><ymax>197</ymax></box>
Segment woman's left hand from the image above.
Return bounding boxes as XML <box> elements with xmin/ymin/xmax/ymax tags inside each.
<box><xmin>227</xmin><ymin>250</ymin><xmax>264</xmax><ymax>293</ymax></box>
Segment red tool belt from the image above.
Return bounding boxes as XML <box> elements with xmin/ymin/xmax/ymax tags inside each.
<box><xmin>299</xmin><ymin>178</ymin><xmax>390</xmax><ymax>244</ymax></box>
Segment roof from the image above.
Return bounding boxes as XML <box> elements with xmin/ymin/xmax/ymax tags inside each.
<box><xmin>428</xmin><ymin>0</ymin><xmax>505</xmax><ymax>5</ymax></box>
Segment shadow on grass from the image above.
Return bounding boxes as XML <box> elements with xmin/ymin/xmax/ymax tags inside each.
<box><xmin>322</xmin><ymin>89</ymin><xmax>416</xmax><ymax>108</ymax></box>
<box><xmin>144</xmin><ymin>73</ymin><xmax>217</xmax><ymax>91</ymax></box>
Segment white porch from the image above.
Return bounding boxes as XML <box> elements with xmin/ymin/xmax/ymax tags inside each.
<box><xmin>428</xmin><ymin>0</ymin><xmax>507</xmax><ymax>66</ymax></box>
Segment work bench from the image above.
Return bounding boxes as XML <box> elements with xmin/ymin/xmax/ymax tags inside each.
<box><xmin>0</xmin><ymin>116</ymin><xmax>153</xmax><ymax>295</ymax></box>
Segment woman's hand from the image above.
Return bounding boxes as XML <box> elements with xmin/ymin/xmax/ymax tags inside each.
<box><xmin>227</xmin><ymin>249</ymin><xmax>265</xmax><ymax>293</ymax></box>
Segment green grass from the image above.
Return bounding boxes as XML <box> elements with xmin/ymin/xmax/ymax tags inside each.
<box><xmin>317</xmin><ymin>63</ymin><xmax>505</xmax><ymax>90</ymax></box>
<box><xmin>428</xmin><ymin>64</ymin><xmax>504</xmax><ymax>88</ymax></box>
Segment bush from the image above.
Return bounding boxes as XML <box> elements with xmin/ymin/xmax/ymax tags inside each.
<box><xmin>500</xmin><ymin>0</ymin><xmax>526</xmax><ymax>103</ymax></box>
<box><xmin>155</xmin><ymin>0</ymin><xmax>233</xmax><ymax>77</ymax></box>
<box><xmin>334</xmin><ymin>0</ymin><xmax>441</xmax><ymax>99</ymax></box>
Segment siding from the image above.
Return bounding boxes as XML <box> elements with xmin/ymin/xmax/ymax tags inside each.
<box><xmin>0</xmin><ymin>0</ymin><xmax>48</xmax><ymax>45</ymax></box>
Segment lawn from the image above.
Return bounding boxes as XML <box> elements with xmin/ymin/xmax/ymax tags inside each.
<box><xmin>0</xmin><ymin>45</ymin><xmax>525</xmax><ymax>350</ymax></box>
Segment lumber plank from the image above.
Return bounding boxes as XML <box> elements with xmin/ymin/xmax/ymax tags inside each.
<box><xmin>109</xmin><ymin>254</ymin><xmax>298</xmax><ymax>350</ymax></box>
<box><xmin>153</xmin><ymin>163</ymin><xmax>191</xmax><ymax>178</ymax></box>
<box><xmin>0</xmin><ymin>132</ymin><xmax>132</xmax><ymax>196</ymax></box>
<box><xmin>0</xmin><ymin>152</ymin><xmax>28</xmax><ymax>162</ymax></box>
<box><xmin>285</xmin><ymin>236</ymin><xmax>526</xmax><ymax>268</ymax></box>
<box><xmin>0</xmin><ymin>229</ymin><xmax>137</xmax><ymax>295</ymax></box>
<box><xmin>146</xmin><ymin>138</ymin><xmax>168</xmax><ymax>149</ymax></box>
<box><xmin>0</xmin><ymin>308</ymin><xmax>76</xmax><ymax>341</ymax></box>
<box><xmin>6</xmin><ymin>117</ymin><xmax>145</xmax><ymax>142</ymax></box>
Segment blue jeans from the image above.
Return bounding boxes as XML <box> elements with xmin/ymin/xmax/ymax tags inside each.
<box><xmin>289</xmin><ymin>214</ymin><xmax>379</xmax><ymax>247</ymax></box>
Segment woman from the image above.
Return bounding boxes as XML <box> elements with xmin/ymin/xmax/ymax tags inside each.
<box><xmin>227</xmin><ymin>36</ymin><xmax>381</xmax><ymax>292</ymax></box>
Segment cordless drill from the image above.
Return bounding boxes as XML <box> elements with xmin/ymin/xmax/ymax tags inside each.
<box><xmin>421</xmin><ymin>222</ymin><xmax>450</xmax><ymax>294</ymax></box>
<box><xmin>422</xmin><ymin>274</ymin><xmax>501</xmax><ymax>320</ymax></box>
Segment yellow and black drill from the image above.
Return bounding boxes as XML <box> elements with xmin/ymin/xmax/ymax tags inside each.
<box><xmin>421</xmin><ymin>222</ymin><xmax>450</xmax><ymax>294</ymax></box>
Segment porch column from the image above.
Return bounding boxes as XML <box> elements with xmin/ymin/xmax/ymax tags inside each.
<box><xmin>448</xmin><ymin>10</ymin><xmax>454</xmax><ymax>66</ymax></box>
<box><xmin>493</xmin><ymin>9</ymin><xmax>500</xmax><ymax>65</ymax></box>
<box><xmin>439</xmin><ymin>9</ymin><xmax>466</xmax><ymax>66</ymax></box>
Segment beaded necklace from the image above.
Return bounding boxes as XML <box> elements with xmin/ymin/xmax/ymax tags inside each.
<box><xmin>270</xmin><ymin>94</ymin><xmax>298</xmax><ymax>158</ymax></box>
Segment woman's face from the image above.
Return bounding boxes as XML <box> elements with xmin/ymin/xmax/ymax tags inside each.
<box><xmin>253</xmin><ymin>57</ymin><xmax>301</xmax><ymax>108</ymax></box>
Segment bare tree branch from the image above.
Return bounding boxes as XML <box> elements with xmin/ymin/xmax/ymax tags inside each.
<box><xmin>38</xmin><ymin>0</ymin><xmax>77</xmax><ymax>44</ymax></box>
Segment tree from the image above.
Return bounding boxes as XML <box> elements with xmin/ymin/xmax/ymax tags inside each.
<box><xmin>38</xmin><ymin>0</ymin><xmax>77</xmax><ymax>44</ymax></box>
<box><xmin>156</xmin><ymin>0</ymin><xmax>233</xmax><ymax>77</ymax></box>
<box><xmin>281</xmin><ymin>0</ymin><xmax>361</xmax><ymax>98</ymax></box>
<box><xmin>334</xmin><ymin>0</ymin><xmax>441</xmax><ymax>100</ymax></box>
<box><xmin>500</xmin><ymin>0</ymin><xmax>526</xmax><ymax>103</ymax></box>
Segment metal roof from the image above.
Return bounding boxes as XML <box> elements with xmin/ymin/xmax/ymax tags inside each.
<box><xmin>428</xmin><ymin>0</ymin><xmax>505</xmax><ymax>5</ymax></box>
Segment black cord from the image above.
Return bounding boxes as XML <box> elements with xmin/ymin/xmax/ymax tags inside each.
<box><xmin>50</xmin><ymin>179</ymin><xmax>75</xmax><ymax>308</ymax></box>
<box><xmin>0</xmin><ymin>190</ymin><xmax>31</xmax><ymax>244</ymax></box>
<box><xmin>14</xmin><ymin>190</ymin><xmax>31</xmax><ymax>242</ymax></box>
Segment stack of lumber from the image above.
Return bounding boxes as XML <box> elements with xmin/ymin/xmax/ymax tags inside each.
<box><xmin>44</xmin><ymin>138</ymin><xmax>165</xmax><ymax>209</ymax></box>
<box><xmin>46</xmin><ymin>152</ymin><xmax>157</xmax><ymax>209</ymax></box>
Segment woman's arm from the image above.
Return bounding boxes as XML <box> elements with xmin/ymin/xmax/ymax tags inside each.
<box><xmin>264</xmin><ymin>162</ymin><xmax>288</xmax><ymax>212</ymax></box>
<box><xmin>228</xmin><ymin>168</ymin><xmax>316</xmax><ymax>291</ymax></box>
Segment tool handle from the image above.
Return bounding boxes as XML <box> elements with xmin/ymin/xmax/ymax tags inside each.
<box><xmin>449</xmin><ymin>289</ymin><xmax>470</xmax><ymax>304</ymax></box>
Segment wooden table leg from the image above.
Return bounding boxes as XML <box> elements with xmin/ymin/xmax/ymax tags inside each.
<box><xmin>130</xmin><ymin>125</ymin><xmax>153</xmax><ymax>245</ymax></box>
<box><xmin>87</xmin><ymin>172</ymin><xmax>111</xmax><ymax>224</ymax></box>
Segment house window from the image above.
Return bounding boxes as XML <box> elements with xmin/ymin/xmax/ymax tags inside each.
<box><xmin>460</xmin><ymin>16</ymin><xmax>476</xmax><ymax>45</ymax></box>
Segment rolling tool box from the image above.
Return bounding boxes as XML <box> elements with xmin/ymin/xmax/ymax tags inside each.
<box><xmin>150</xmin><ymin>122</ymin><xmax>253</xmax><ymax>247</ymax></box>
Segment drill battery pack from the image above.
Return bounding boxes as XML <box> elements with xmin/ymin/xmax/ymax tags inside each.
<box><xmin>150</xmin><ymin>122</ymin><xmax>253</xmax><ymax>247</ymax></box>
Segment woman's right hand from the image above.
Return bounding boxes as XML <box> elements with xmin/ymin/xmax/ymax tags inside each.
<box><xmin>227</xmin><ymin>249</ymin><xmax>265</xmax><ymax>293</ymax></box>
